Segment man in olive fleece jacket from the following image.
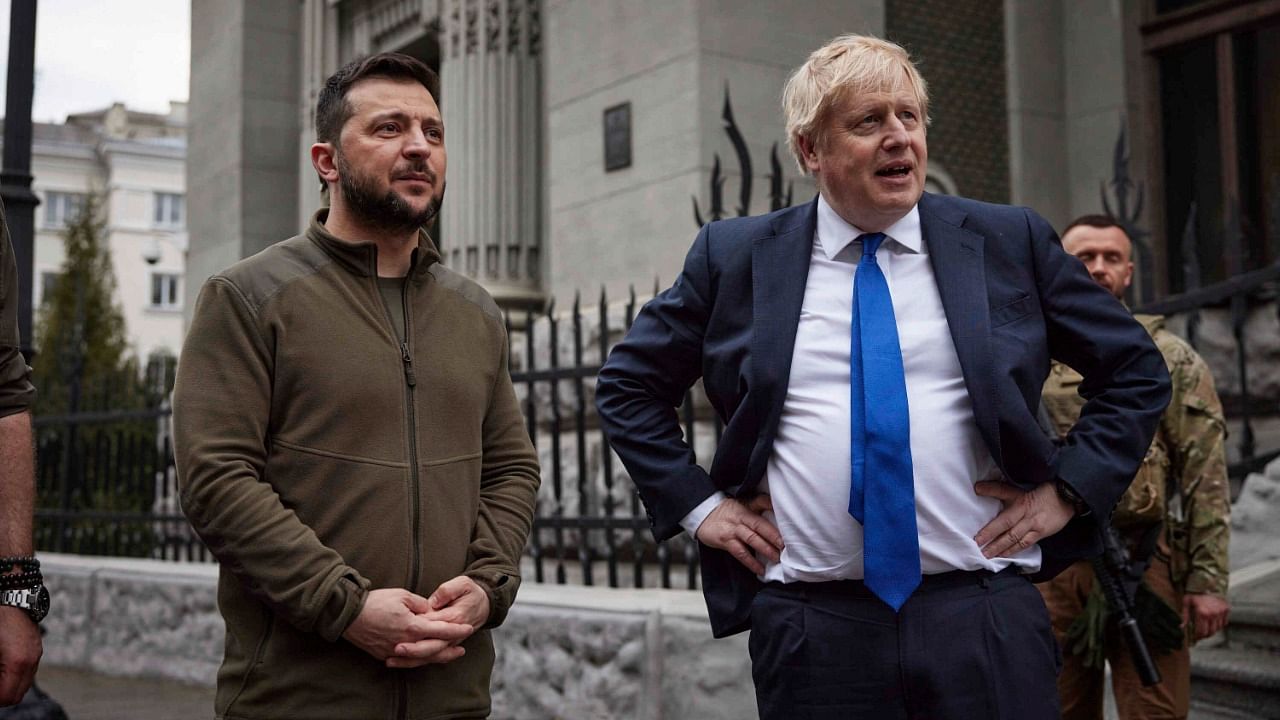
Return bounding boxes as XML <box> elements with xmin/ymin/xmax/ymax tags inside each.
<box><xmin>174</xmin><ymin>53</ymin><xmax>539</xmax><ymax>720</ymax></box>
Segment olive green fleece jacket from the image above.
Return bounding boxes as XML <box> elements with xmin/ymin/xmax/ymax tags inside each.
<box><xmin>174</xmin><ymin>210</ymin><xmax>540</xmax><ymax>720</ymax></box>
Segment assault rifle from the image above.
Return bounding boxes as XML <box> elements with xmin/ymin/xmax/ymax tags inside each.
<box><xmin>1092</xmin><ymin>524</ymin><xmax>1162</xmax><ymax>686</ymax></box>
<box><xmin>1035</xmin><ymin>404</ymin><xmax>1161</xmax><ymax>686</ymax></box>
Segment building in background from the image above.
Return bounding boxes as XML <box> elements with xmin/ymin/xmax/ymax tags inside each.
<box><xmin>187</xmin><ymin>0</ymin><xmax>1279</xmax><ymax>313</ymax></box>
<box><xmin>6</xmin><ymin>101</ymin><xmax>189</xmax><ymax>361</ymax></box>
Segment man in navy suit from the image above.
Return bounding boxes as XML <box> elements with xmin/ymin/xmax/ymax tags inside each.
<box><xmin>596</xmin><ymin>34</ymin><xmax>1171</xmax><ymax>719</ymax></box>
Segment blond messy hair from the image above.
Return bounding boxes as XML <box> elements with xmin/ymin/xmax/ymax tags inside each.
<box><xmin>782</xmin><ymin>34</ymin><xmax>930</xmax><ymax>174</ymax></box>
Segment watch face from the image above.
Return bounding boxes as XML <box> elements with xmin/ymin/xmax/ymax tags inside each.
<box><xmin>33</xmin><ymin>585</ymin><xmax>49</xmax><ymax>623</ymax></box>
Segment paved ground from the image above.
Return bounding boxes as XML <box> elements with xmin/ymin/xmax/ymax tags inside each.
<box><xmin>21</xmin><ymin>665</ymin><xmax>214</xmax><ymax>720</ymax></box>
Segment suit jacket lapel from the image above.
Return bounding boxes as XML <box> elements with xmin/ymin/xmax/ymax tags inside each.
<box><xmin>744</xmin><ymin>199</ymin><xmax>818</xmax><ymax>487</ymax></box>
<box><xmin>919</xmin><ymin>194</ymin><xmax>1004</xmax><ymax>468</ymax></box>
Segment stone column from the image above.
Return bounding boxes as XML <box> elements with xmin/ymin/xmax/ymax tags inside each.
<box><xmin>1003</xmin><ymin>0</ymin><xmax>1068</xmax><ymax>229</ymax></box>
<box><xmin>297</xmin><ymin>0</ymin><xmax>342</xmax><ymax>231</ymax></box>
<box><xmin>440</xmin><ymin>0</ymin><xmax>543</xmax><ymax>310</ymax></box>
<box><xmin>186</xmin><ymin>0</ymin><xmax>302</xmax><ymax>322</ymax></box>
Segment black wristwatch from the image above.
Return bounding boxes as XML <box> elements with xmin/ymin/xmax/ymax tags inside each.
<box><xmin>0</xmin><ymin>584</ymin><xmax>50</xmax><ymax>624</ymax></box>
<box><xmin>1054</xmin><ymin>479</ymin><xmax>1091</xmax><ymax>517</ymax></box>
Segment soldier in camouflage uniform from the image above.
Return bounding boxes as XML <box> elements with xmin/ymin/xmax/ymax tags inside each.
<box><xmin>1039</xmin><ymin>214</ymin><xmax>1231</xmax><ymax>720</ymax></box>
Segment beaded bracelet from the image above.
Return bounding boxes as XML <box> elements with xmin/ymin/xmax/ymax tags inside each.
<box><xmin>0</xmin><ymin>570</ymin><xmax>42</xmax><ymax>590</ymax></box>
<box><xmin>0</xmin><ymin>556</ymin><xmax>40</xmax><ymax>573</ymax></box>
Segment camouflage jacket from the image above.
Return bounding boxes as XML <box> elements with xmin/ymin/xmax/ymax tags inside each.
<box><xmin>1042</xmin><ymin>314</ymin><xmax>1229</xmax><ymax>597</ymax></box>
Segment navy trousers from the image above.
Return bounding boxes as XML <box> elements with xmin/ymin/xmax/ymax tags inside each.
<box><xmin>748</xmin><ymin>568</ymin><xmax>1062</xmax><ymax>720</ymax></box>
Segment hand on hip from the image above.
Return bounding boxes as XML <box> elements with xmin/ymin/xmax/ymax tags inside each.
<box><xmin>696</xmin><ymin>495</ymin><xmax>784</xmax><ymax>575</ymax></box>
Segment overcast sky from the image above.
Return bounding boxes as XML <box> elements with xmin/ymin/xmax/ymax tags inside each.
<box><xmin>0</xmin><ymin>0</ymin><xmax>188</xmax><ymax>123</ymax></box>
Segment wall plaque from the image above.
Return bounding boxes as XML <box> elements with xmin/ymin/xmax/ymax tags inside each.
<box><xmin>604</xmin><ymin>102</ymin><xmax>632</xmax><ymax>172</ymax></box>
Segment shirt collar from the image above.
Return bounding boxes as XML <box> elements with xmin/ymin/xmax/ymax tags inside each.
<box><xmin>815</xmin><ymin>194</ymin><xmax>923</xmax><ymax>260</ymax></box>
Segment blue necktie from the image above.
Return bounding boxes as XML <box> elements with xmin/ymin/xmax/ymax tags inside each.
<box><xmin>848</xmin><ymin>232</ymin><xmax>920</xmax><ymax>611</ymax></box>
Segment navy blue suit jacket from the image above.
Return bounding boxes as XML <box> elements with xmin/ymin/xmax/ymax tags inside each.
<box><xmin>596</xmin><ymin>193</ymin><xmax>1171</xmax><ymax>637</ymax></box>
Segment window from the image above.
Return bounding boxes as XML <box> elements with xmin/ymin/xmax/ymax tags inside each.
<box><xmin>43</xmin><ymin>192</ymin><xmax>86</xmax><ymax>229</ymax></box>
<box><xmin>154</xmin><ymin>192</ymin><xmax>184</xmax><ymax>228</ymax></box>
<box><xmin>39</xmin><ymin>272</ymin><xmax>60</xmax><ymax>305</ymax></box>
<box><xmin>1144</xmin><ymin>5</ymin><xmax>1280</xmax><ymax>292</ymax></box>
<box><xmin>150</xmin><ymin>273</ymin><xmax>181</xmax><ymax>310</ymax></box>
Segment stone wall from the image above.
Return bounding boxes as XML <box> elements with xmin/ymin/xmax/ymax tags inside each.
<box><xmin>39</xmin><ymin>554</ymin><xmax>755</xmax><ymax>720</ymax></box>
<box><xmin>1232</xmin><ymin>457</ymin><xmax>1280</xmax><ymax>569</ymax></box>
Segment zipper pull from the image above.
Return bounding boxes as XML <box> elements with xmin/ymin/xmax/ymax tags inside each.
<box><xmin>400</xmin><ymin>342</ymin><xmax>417</xmax><ymax>387</ymax></box>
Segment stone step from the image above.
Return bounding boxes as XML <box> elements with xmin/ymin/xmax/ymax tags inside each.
<box><xmin>1190</xmin><ymin>645</ymin><xmax>1280</xmax><ymax>718</ymax></box>
<box><xmin>1228</xmin><ymin>603</ymin><xmax>1280</xmax><ymax>653</ymax></box>
<box><xmin>1190</xmin><ymin>699</ymin><xmax>1273</xmax><ymax>720</ymax></box>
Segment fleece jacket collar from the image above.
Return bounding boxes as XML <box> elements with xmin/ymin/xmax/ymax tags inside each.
<box><xmin>306</xmin><ymin>208</ymin><xmax>442</xmax><ymax>280</ymax></box>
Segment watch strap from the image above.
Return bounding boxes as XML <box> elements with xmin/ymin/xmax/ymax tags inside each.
<box><xmin>0</xmin><ymin>585</ymin><xmax>49</xmax><ymax>623</ymax></box>
<box><xmin>1055</xmin><ymin>479</ymin><xmax>1091</xmax><ymax>517</ymax></box>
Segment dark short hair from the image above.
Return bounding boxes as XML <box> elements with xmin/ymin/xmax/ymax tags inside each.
<box><xmin>315</xmin><ymin>52</ymin><xmax>440</xmax><ymax>144</ymax></box>
<box><xmin>1062</xmin><ymin>214</ymin><xmax>1127</xmax><ymax>239</ymax></box>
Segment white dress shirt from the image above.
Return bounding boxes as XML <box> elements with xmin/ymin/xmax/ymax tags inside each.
<box><xmin>681</xmin><ymin>195</ymin><xmax>1041</xmax><ymax>581</ymax></box>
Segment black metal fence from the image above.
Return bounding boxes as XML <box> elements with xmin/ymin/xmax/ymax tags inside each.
<box><xmin>508</xmin><ymin>289</ymin><xmax>711</xmax><ymax>590</ymax></box>
<box><xmin>33</xmin><ymin>356</ymin><xmax>204</xmax><ymax>561</ymax></box>
<box><xmin>31</xmin><ymin>270</ymin><xmax>1280</xmax><ymax>589</ymax></box>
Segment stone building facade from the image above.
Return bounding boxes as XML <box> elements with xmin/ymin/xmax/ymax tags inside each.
<box><xmin>186</xmin><ymin>1</ymin><xmax>1269</xmax><ymax>311</ymax></box>
<box><xmin>187</xmin><ymin>0</ymin><xmax>1279</xmax><ymax>310</ymax></box>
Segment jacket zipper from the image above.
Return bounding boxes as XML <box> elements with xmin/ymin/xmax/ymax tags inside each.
<box><xmin>399</xmin><ymin>275</ymin><xmax>420</xmax><ymax>720</ymax></box>
<box><xmin>399</xmin><ymin>270</ymin><xmax>421</xmax><ymax>587</ymax></box>
<box><xmin>372</xmin><ymin>259</ymin><xmax>420</xmax><ymax>720</ymax></box>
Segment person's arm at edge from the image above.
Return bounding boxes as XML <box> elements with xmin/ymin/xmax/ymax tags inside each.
<box><xmin>0</xmin><ymin>200</ymin><xmax>41</xmax><ymax>706</ymax></box>
<box><xmin>0</xmin><ymin>410</ymin><xmax>40</xmax><ymax>707</ymax></box>
<box><xmin>0</xmin><ymin>411</ymin><xmax>34</xmax><ymax>555</ymax></box>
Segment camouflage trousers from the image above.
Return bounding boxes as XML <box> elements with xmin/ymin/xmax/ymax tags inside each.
<box><xmin>1038</xmin><ymin>556</ymin><xmax>1189</xmax><ymax>720</ymax></box>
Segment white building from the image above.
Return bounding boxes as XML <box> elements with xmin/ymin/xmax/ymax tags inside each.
<box><xmin>25</xmin><ymin>101</ymin><xmax>188</xmax><ymax>360</ymax></box>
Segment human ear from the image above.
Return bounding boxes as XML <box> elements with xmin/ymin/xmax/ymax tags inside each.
<box><xmin>311</xmin><ymin>143</ymin><xmax>340</xmax><ymax>185</ymax></box>
<box><xmin>797</xmin><ymin>134</ymin><xmax>821</xmax><ymax>173</ymax></box>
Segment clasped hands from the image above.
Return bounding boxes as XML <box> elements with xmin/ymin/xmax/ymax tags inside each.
<box><xmin>342</xmin><ymin>575</ymin><xmax>489</xmax><ymax>669</ymax></box>
<box><xmin>696</xmin><ymin>479</ymin><xmax>1077</xmax><ymax>574</ymax></box>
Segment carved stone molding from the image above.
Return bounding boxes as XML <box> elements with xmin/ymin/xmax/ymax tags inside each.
<box><xmin>444</xmin><ymin>0</ymin><xmax>539</xmax><ymax>58</ymax></box>
<box><xmin>486</xmin><ymin>0</ymin><xmax>501</xmax><ymax>53</ymax></box>
<box><xmin>368</xmin><ymin>0</ymin><xmax>420</xmax><ymax>46</ymax></box>
<box><xmin>465</xmin><ymin>0</ymin><xmax>478</xmax><ymax>55</ymax></box>
<box><xmin>527</xmin><ymin>0</ymin><xmax>540</xmax><ymax>56</ymax></box>
<box><xmin>438</xmin><ymin>0</ymin><xmax>544</xmax><ymax>305</ymax></box>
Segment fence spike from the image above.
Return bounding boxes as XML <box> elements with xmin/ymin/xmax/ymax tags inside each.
<box><xmin>721</xmin><ymin>86</ymin><xmax>752</xmax><ymax>217</ymax></box>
